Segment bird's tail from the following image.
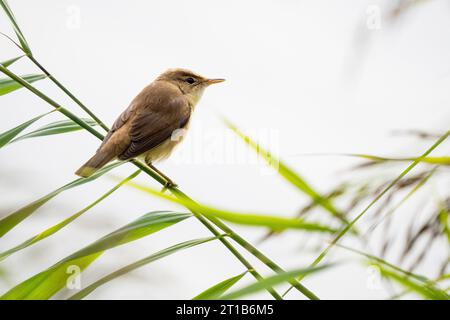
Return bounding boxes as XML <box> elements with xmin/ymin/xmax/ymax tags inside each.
<box><xmin>75</xmin><ymin>150</ymin><xmax>115</xmax><ymax>178</ymax></box>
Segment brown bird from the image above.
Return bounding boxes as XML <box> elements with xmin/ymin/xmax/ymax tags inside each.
<box><xmin>75</xmin><ymin>68</ymin><xmax>224</xmax><ymax>186</ymax></box>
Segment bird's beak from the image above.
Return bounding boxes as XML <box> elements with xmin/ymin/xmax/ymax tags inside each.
<box><xmin>206</xmin><ymin>78</ymin><xmax>225</xmax><ymax>85</ymax></box>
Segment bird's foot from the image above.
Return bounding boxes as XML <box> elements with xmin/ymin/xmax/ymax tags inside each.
<box><xmin>160</xmin><ymin>179</ymin><xmax>178</xmax><ymax>193</ymax></box>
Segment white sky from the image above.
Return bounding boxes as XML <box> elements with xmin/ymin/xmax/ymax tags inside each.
<box><xmin>0</xmin><ymin>0</ymin><xmax>449</xmax><ymax>299</ymax></box>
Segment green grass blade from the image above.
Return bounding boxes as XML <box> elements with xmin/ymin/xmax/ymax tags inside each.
<box><xmin>0</xmin><ymin>55</ymin><xmax>24</xmax><ymax>67</ymax></box>
<box><xmin>341</xmin><ymin>153</ymin><xmax>450</xmax><ymax>166</ymax></box>
<box><xmin>69</xmin><ymin>236</ymin><xmax>217</xmax><ymax>300</ymax></box>
<box><xmin>376</xmin><ymin>264</ymin><xmax>449</xmax><ymax>300</ymax></box>
<box><xmin>0</xmin><ymin>0</ymin><xmax>31</xmax><ymax>54</ymax></box>
<box><xmin>125</xmin><ymin>180</ymin><xmax>338</xmax><ymax>233</ymax></box>
<box><xmin>0</xmin><ymin>111</ymin><xmax>52</xmax><ymax>148</ymax></box>
<box><xmin>0</xmin><ymin>170</ymin><xmax>140</xmax><ymax>261</ymax></box>
<box><xmin>336</xmin><ymin>244</ymin><xmax>429</xmax><ymax>283</ymax></box>
<box><xmin>224</xmin><ymin>119</ymin><xmax>349</xmax><ymax>225</ymax></box>
<box><xmin>62</xmin><ymin>211</ymin><xmax>192</xmax><ymax>263</ymax></box>
<box><xmin>11</xmin><ymin>118</ymin><xmax>98</xmax><ymax>143</ymax></box>
<box><xmin>0</xmin><ymin>74</ymin><xmax>46</xmax><ymax>96</ymax></box>
<box><xmin>193</xmin><ymin>272</ymin><xmax>247</xmax><ymax>300</ymax></box>
<box><xmin>221</xmin><ymin>265</ymin><xmax>330</xmax><ymax>300</ymax></box>
<box><xmin>1</xmin><ymin>211</ymin><xmax>191</xmax><ymax>300</ymax></box>
<box><xmin>0</xmin><ymin>162</ymin><xmax>122</xmax><ymax>238</ymax></box>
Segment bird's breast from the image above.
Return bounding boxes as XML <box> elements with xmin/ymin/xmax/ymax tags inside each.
<box><xmin>141</xmin><ymin>117</ymin><xmax>192</xmax><ymax>163</ymax></box>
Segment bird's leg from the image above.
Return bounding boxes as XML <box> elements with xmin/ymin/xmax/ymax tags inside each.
<box><xmin>145</xmin><ymin>161</ymin><xmax>178</xmax><ymax>190</ymax></box>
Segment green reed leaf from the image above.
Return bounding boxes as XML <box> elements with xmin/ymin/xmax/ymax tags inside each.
<box><xmin>0</xmin><ymin>111</ymin><xmax>52</xmax><ymax>148</ymax></box>
<box><xmin>11</xmin><ymin>118</ymin><xmax>98</xmax><ymax>143</ymax></box>
<box><xmin>125</xmin><ymin>180</ymin><xmax>338</xmax><ymax>233</ymax></box>
<box><xmin>221</xmin><ymin>265</ymin><xmax>330</xmax><ymax>300</ymax></box>
<box><xmin>1</xmin><ymin>211</ymin><xmax>191</xmax><ymax>300</ymax></box>
<box><xmin>344</xmin><ymin>153</ymin><xmax>450</xmax><ymax>166</ymax></box>
<box><xmin>0</xmin><ymin>162</ymin><xmax>122</xmax><ymax>238</ymax></box>
<box><xmin>0</xmin><ymin>55</ymin><xmax>24</xmax><ymax>67</ymax></box>
<box><xmin>193</xmin><ymin>272</ymin><xmax>247</xmax><ymax>300</ymax></box>
<box><xmin>336</xmin><ymin>244</ymin><xmax>429</xmax><ymax>283</ymax></box>
<box><xmin>0</xmin><ymin>74</ymin><xmax>46</xmax><ymax>96</ymax></box>
<box><xmin>70</xmin><ymin>236</ymin><xmax>216</xmax><ymax>300</ymax></box>
<box><xmin>0</xmin><ymin>170</ymin><xmax>140</xmax><ymax>261</ymax></box>
<box><xmin>375</xmin><ymin>264</ymin><xmax>449</xmax><ymax>300</ymax></box>
<box><xmin>0</xmin><ymin>0</ymin><xmax>31</xmax><ymax>54</ymax></box>
<box><xmin>224</xmin><ymin>119</ymin><xmax>349</xmax><ymax>225</ymax></box>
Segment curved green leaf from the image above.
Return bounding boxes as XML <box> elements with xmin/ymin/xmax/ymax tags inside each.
<box><xmin>1</xmin><ymin>55</ymin><xmax>24</xmax><ymax>67</ymax></box>
<box><xmin>336</xmin><ymin>244</ymin><xmax>429</xmax><ymax>283</ymax></box>
<box><xmin>0</xmin><ymin>162</ymin><xmax>123</xmax><ymax>238</ymax></box>
<box><xmin>0</xmin><ymin>111</ymin><xmax>52</xmax><ymax>148</ymax></box>
<box><xmin>193</xmin><ymin>272</ymin><xmax>247</xmax><ymax>300</ymax></box>
<box><xmin>0</xmin><ymin>74</ymin><xmax>46</xmax><ymax>96</ymax></box>
<box><xmin>125</xmin><ymin>180</ymin><xmax>338</xmax><ymax>233</ymax></box>
<box><xmin>69</xmin><ymin>236</ymin><xmax>216</xmax><ymax>300</ymax></box>
<box><xmin>1</xmin><ymin>211</ymin><xmax>191</xmax><ymax>300</ymax></box>
<box><xmin>343</xmin><ymin>153</ymin><xmax>450</xmax><ymax>166</ymax></box>
<box><xmin>376</xmin><ymin>264</ymin><xmax>449</xmax><ymax>300</ymax></box>
<box><xmin>11</xmin><ymin>118</ymin><xmax>98</xmax><ymax>142</ymax></box>
<box><xmin>221</xmin><ymin>265</ymin><xmax>330</xmax><ymax>300</ymax></box>
<box><xmin>0</xmin><ymin>0</ymin><xmax>31</xmax><ymax>54</ymax></box>
<box><xmin>0</xmin><ymin>170</ymin><xmax>140</xmax><ymax>261</ymax></box>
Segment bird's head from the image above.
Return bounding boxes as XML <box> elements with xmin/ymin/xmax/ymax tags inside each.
<box><xmin>157</xmin><ymin>68</ymin><xmax>224</xmax><ymax>105</ymax></box>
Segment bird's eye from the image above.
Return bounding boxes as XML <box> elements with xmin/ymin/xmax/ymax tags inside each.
<box><xmin>185</xmin><ymin>77</ymin><xmax>196</xmax><ymax>84</ymax></box>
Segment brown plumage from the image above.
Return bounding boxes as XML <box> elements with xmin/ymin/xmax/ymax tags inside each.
<box><xmin>75</xmin><ymin>68</ymin><xmax>224</xmax><ymax>178</ymax></box>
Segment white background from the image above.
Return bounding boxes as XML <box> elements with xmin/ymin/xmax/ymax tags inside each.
<box><xmin>0</xmin><ymin>0</ymin><xmax>449</xmax><ymax>299</ymax></box>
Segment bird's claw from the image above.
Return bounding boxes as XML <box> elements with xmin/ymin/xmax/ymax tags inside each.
<box><xmin>160</xmin><ymin>180</ymin><xmax>178</xmax><ymax>193</ymax></box>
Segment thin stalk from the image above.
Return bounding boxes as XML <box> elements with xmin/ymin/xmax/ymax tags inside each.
<box><xmin>27</xmin><ymin>55</ymin><xmax>109</xmax><ymax>132</ymax></box>
<box><xmin>0</xmin><ymin>66</ymin><xmax>291</xmax><ymax>300</ymax></box>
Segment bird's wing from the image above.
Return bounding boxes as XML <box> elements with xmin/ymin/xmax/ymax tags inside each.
<box><xmin>97</xmin><ymin>102</ymin><xmax>136</xmax><ymax>151</ymax></box>
<box><xmin>118</xmin><ymin>92</ymin><xmax>191</xmax><ymax>160</ymax></box>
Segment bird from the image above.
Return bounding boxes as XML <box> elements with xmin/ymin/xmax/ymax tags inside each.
<box><xmin>75</xmin><ymin>68</ymin><xmax>224</xmax><ymax>187</ymax></box>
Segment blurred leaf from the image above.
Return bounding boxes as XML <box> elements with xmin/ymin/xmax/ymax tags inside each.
<box><xmin>70</xmin><ymin>236</ymin><xmax>216</xmax><ymax>300</ymax></box>
<box><xmin>376</xmin><ymin>264</ymin><xmax>449</xmax><ymax>300</ymax></box>
<box><xmin>0</xmin><ymin>74</ymin><xmax>46</xmax><ymax>96</ymax></box>
<box><xmin>0</xmin><ymin>170</ymin><xmax>140</xmax><ymax>261</ymax></box>
<box><xmin>0</xmin><ymin>55</ymin><xmax>24</xmax><ymax>67</ymax></box>
<box><xmin>336</xmin><ymin>244</ymin><xmax>429</xmax><ymax>283</ymax></box>
<box><xmin>1</xmin><ymin>211</ymin><xmax>191</xmax><ymax>300</ymax></box>
<box><xmin>11</xmin><ymin>118</ymin><xmax>98</xmax><ymax>142</ymax></box>
<box><xmin>224</xmin><ymin>119</ymin><xmax>349</xmax><ymax>225</ymax></box>
<box><xmin>0</xmin><ymin>0</ymin><xmax>31</xmax><ymax>54</ymax></box>
<box><xmin>193</xmin><ymin>272</ymin><xmax>247</xmax><ymax>300</ymax></box>
<box><xmin>345</xmin><ymin>153</ymin><xmax>450</xmax><ymax>166</ymax></box>
<box><xmin>221</xmin><ymin>265</ymin><xmax>330</xmax><ymax>300</ymax></box>
<box><xmin>366</xmin><ymin>168</ymin><xmax>436</xmax><ymax>233</ymax></box>
<box><xmin>0</xmin><ymin>162</ymin><xmax>122</xmax><ymax>238</ymax></box>
<box><xmin>0</xmin><ymin>111</ymin><xmax>52</xmax><ymax>148</ymax></box>
<box><xmin>125</xmin><ymin>180</ymin><xmax>338</xmax><ymax>233</ymax></box>
<box><xmin>437</xmin><ymin>203</ymin><xmax>450</xmax><ymax>244</ymax></box>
